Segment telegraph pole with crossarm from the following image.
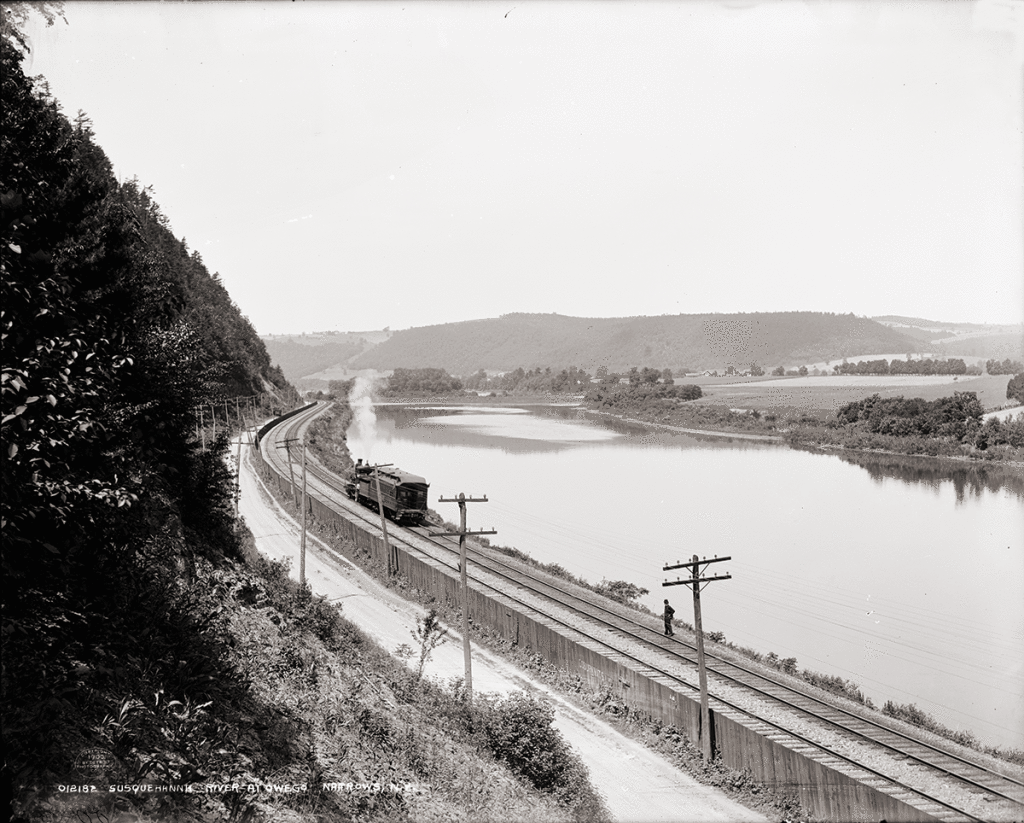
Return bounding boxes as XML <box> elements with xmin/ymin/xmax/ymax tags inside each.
<box><xmin>357</xmin><ymin>463</ymin><xmax>397</xmax><ymax>576</ymax></box>
<box><xmin>663</xmin><ymin>554</ymin><xmax>731</xmax><ymax>761</ymax></box>
<box><xmin>275</xmin><ymin>438</ymin><xmax>300</xmax><ymax>508</ymax></box>
<box><xmin>274</xmin><ymin>438</ymin><xmax>307</xmax><ymax>583</ymax></box>
<box><xmin>431</xmin><ymin>493</ymin><xmax>496</xmax><ymax>702</ymax></box>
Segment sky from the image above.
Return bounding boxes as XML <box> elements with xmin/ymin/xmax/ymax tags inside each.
<box><xmin>21</xmin><ymin>0</ymin><xmax>1024</xmax><ymax>334</ymax></box>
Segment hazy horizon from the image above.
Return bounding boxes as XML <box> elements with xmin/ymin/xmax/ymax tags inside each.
<box><xmin>24</xmin><ymin>1</ymin><xmax>1024</xmax><ymax>333</ymax></box>
<box><xmin>258</xmin><ymin>309</ymin><xmax>1024</xmax><ymax>337</ymax></box>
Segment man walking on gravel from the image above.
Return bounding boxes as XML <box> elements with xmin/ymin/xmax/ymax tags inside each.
<box><xmin>663</xmin><ymin>599</ymin><xmax>675</xmax><ymax>636</ymax></box>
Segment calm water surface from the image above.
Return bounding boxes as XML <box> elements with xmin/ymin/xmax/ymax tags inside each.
<box><xmin>347</xmin><ymin>404</ymin><xmax>1024</xmax><ymax>749</ymax></box>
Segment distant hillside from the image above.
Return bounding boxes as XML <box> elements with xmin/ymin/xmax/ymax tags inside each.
<box><xmin>873</xmin><ymin>316</ymin><xmax>1023</xmax><ymax>360</ymax></box>
<box><xmin>262</xmin><ymin>337</ymin><xmax>366</xmax><ymax>384</ymax></box>
<box><xmin>873</xmin><ymin>315</ymin><xmax>1020</xmax><ymax>334</ymax></box>
<box><xmin>934</xmin><ymin>334</ymin><xmax>1024</xmax><ymax>361</ymax></box>
<box><xmin>347</xmin><ymin>312</ymin><xmax>923</xmax><ymax>375</ymax></box>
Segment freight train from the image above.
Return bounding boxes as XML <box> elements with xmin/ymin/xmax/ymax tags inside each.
<box><xmin>346</xmin><ymin>459</ymin><xmax>429</xmax><ymax>525</ymax></box>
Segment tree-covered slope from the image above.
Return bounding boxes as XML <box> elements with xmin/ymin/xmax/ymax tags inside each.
<box><xmin>1</xmin><ymin>21</ymin><xmax>298</xmax><ymax>819</ymax></box>
<box><xmin>1</xmin><ymin>17</ymin><xmax>614</xmax><ymax>821</ymax></box>
<box><xmin>349</xmin><ymin>312</ymin><xmax>923</xmax><ymax>374</ymax></box>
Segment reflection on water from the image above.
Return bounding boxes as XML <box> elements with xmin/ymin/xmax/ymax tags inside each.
<box><xmin>350</xmin><ymin>403</ymin><xmax>1024</xmax><ymax>749</ymax></box>
<box><xmin>831</xmin><ymin>450</ymin><xmax>1024</xmax><ymax>502</ymax></box>
<box><xmin>381</xmin><ymin>403</ymin><xmax>787</xmax><ymax>455</ymax></box>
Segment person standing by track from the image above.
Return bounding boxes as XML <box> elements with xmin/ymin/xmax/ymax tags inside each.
<box><xmin>663</xmin><ymin>599</ymin><xmax>675</xmax><ymax>636</ymax></box>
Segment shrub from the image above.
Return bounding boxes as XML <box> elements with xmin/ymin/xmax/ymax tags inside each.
<box><xmin>882</xmin><ymin>700</ymin><xmax>980</xmax><ymax>748</ymax></box>
<box><xmin>253</xmin><ymin>555</ymin><xmax>349</xmax><ymax>651</ymax></box>
<box><xmin>594</xmin><ymin>579</ymin><xmax>649</xmax><ymax>607</ymax></box>
<box><xmin>480</xmin><ymin>692</ymin><xmax>605</xmax><ymax>817</ymax></box>
<box><xmin>1007</xmin><ymin>373</ymin><xmax>1024</xmax><ymax>405</ymax></box>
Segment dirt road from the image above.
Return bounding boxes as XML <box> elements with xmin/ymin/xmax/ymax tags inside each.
<box><xmin>237</xmin><ymin>441</ymin><xmax>766</xmax><ymax>823</ymax></box>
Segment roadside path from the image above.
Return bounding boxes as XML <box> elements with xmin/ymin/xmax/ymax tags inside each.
<box><xmin>983</xmin><ymin>405</ymin><xmax>1024</xmax><ymax>422</ymax></box>
<box><xmin>236</xmin><ymin>438</ymin><xmax>767</xmax><ymax>823</ymax></box>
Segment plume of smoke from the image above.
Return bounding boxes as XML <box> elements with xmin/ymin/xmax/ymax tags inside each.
<box><xmin>349</xmin><ymin>375</ymin><xmax>378</xmax><ymax>460</ymax></box>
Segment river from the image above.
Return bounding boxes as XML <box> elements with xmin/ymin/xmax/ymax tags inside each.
<box><xmin>346</xmin><ymin>402</ymin><xmax>1024</xmax><ymax>750</ymax></box>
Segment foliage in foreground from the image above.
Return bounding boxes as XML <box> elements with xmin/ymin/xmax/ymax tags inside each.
<box><xmin>479</xmin><ymin>692</ymin><xmax>606</xmax><ymax>818</ymax></box>
<box><xmin>10</xmin><ymin>517</ymin><xmax>609</xmax><ymax>822</ymax></box>
<box><xmin>262</xmin><ymin>479</ymin><xmax>611</xmax><ymax>823</ymax></box>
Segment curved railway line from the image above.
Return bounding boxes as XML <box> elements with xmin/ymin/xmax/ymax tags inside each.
<box><xmin>259</xmin><ymin>402</ymin><xmax>1024</xmax><ymax>823</ymax></box>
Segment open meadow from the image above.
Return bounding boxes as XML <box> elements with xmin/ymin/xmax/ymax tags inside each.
<box><xmin>693</xmin><ymin>374</ymin><xmax>1014</xmax><ymax>419</ymax></box>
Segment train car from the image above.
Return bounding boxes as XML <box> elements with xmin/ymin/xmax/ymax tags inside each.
<box><xmin>347</xmin><ymin>459</ymin><xmax>429</xmax><ymax>525</ymax></box>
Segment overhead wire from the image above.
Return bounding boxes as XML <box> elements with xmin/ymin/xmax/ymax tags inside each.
<box><xmin>380</xmin><ymin>407</ymin><xmax>1024</xmax><ymax>742</ymax></box>
<box><xmin>489</xmin><ymin>495</ymin><xmax>1024</xmax><ymax>651</ymax></box>
<box><xmin>486</xmin><ymin>498</ymin><xmax>1023</xmax><ymax>697</ymax></box>
<box><xmin>489</xmin><ymin>497</ymin><xmax>1023</xmax><ymax>649</ymax></box>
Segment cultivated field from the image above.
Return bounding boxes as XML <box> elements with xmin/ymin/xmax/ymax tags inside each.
<box><xmin>692</xmin><ymin>374</ymin><xmax>1013</xmax><ymax>416</ymax></box>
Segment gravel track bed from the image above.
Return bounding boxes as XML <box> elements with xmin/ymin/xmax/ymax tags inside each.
<box><xmin>266</xmin><ymin>409</ymin><xmax>1024</xmax><ymax>822</ymax></box>
<box><xmin>463</xmin><ymin>542</ymin><xmax>1024</xmax><ymax>819</ymax></box>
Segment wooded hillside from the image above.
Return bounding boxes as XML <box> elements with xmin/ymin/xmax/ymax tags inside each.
<box><xmin>2</xmin><ymin>20</ymin><xmax>612</xmax><ymax>822</ymax></box>
<box><xmin>1</xmin><ymin>20</ymin><xmax>303</xmax><ymax>820</ymax></box>
<box><xmin>348</xmin><ymin>312</ymin><xmax>923</xmax><ymax>374</ymax></box>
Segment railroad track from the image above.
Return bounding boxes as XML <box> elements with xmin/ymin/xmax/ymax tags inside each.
<box><xmin>260</xmin><ymin>403</ymin><xmax>1024</xmax><ymax>823</ymax></box>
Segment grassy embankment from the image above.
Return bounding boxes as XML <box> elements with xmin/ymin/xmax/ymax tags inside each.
<box><xmin>14</xmin><ymin>500</ymin><xmax>606</xmax><ymax>822</ymax></box>
<box><xmin>303</xmin><ymin>407</ymin><xmax>1024</xmax><ymax>821</ymax></box>
<box><xmin>14</xmin><ymin>414</ymin><xmax>607</xmax><ymax>823</ymax></box>
<box><xmin>306</xmin><ymin>401</ymin><xmax>1024</xmax><ymax>771</ymax></box>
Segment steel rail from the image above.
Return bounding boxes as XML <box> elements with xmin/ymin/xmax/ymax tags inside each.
<box><xmin>417</xmin><ymin>528</ymin><xmax>1024</xmax><ymax>806</ymax></box>
<box><xmin>260</xmin><ymin>405</ymin><xmax>1019</xmax><ymax>822</ymax></box>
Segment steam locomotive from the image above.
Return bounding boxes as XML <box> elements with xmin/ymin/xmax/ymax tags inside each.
<box><xmin>346</xmin><ymin>459</ymin><xmax>429</xmax><ymax>525</ymax></box>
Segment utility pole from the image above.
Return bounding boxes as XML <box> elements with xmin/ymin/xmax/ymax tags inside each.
<box><xmin>276</xmin><ymin>438</ymin><xmax>300</xmax><ymax>507</ymax></box>
<box><xmin>663</xmin><ymin>554</ymin><xmax>731</xmax><ymax>762</ymax></box>
<box><xmin>234</xmin><ymin>431</ymin><xmax>242</xmax><ymax>523</ymax></box>
<box><xmin>432</xmin><ymin>493</ymin><xmax>496</xmax><ymax>702</ymax></box>
<box><xmin>360</xmin><ymin>463</ymin><xmax>396</xmax><ymax>576</ymax></box>
<box><xmin>373</xmin><ymin>466</ymin><xmax>395</xmax><ymax>576</ymax></box>
<box><xmin>246</xmin><ymin>396</ymin><xmax>257</xmax><ymax>445</ymax></box>
<box><xmin>300</xmin><ymin>443</ymin><xmax>308</xmax><ymax>585</ymax></box>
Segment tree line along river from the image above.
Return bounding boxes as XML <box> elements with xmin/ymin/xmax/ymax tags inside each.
<box><xmin>345</xmin><ymin>402</ymin><xmax>1024</xmax><ymax>751</ymax></box>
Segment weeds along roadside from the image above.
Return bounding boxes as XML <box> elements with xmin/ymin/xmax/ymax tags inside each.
<box><xmin>19</xmin><ymin>507</ymin><xmax>597</xmax><ymax>823</ymax></box>
<box><xmin>246</xmin><ymin>449</ymin><xmax>611</xmax><ymax>822</ymax></box>
<box><xmin>256</xmin><ymin>444</ymin><xmax>804</xmax><ymax>823</ymax></box>
<box><xmin>231</xmin><ymin>546</ymin><xmax>607</xmax><ymax>823</ymax></box>
<box><xmin>302</xmin><ymin>401</ymin><xmax>1024</xmax><ymax>752</ymax></box>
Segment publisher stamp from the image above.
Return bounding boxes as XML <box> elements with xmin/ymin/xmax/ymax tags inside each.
<box><xmin>73</xmin><ymin>748</ymin><xmax>118</xmax><ymax>780</ymax></box>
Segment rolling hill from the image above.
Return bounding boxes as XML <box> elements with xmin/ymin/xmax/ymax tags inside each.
<box><xmin>345</xmin><ymin>312</ymin><xmax>925</xmax><ymax>375</ymax></box>
<box><xmin>872</xmin><ymin>316</ymin><xmax>1023</xmax><ymax>362</ymax></box>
